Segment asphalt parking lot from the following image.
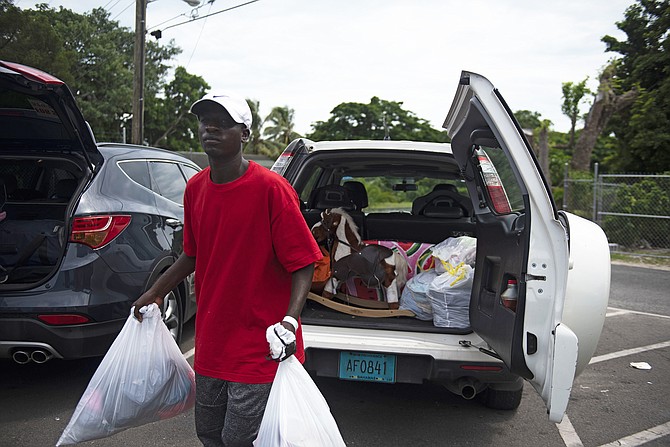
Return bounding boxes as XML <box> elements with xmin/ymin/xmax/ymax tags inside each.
<box><xmin>0</xmin><ymin>262</ymin><xmax>668</xmax><ymax>446</ymax></box>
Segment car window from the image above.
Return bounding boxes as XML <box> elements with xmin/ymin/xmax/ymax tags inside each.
<box><xmin>0</xmin><ymin>90</ymin><xmax>69</xmax><ymax>141</ymax></box>
<box><xmin>149</xmin><ymin>161</ymin><xmax>187</xmax><ymax>205</ymax></box>
<box><xmin>343</xmin><ymin>176</ymin><xmax>424</xmax><ymax>213</ymax></box>
<box><xmin>300</xmin><ymin>167</ymin><xmax>323</xmax><ymax>203</ymax></box>
<box><xmin>181</xmin><ymin>164</ymin><xmax>200</xmax><ymax>181</ymax></box>
<box><xmin>118</xmin><ymin>160</ymin><xmax>152</xmax><ymax>189</ymax></box>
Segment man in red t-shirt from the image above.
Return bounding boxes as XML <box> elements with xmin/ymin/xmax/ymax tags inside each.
<box><xmin>133</xmin><ymin>92</ymin><xmax>321</xmax><ymax>446</ymax></box>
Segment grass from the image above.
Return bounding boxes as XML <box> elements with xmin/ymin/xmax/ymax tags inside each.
<box><xmin>611</xmin><ymin>251</ymin><xmax>670</xmax><ymax>269</ymax></box>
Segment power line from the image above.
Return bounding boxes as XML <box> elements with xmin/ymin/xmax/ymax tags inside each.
<box><xmin>156</xmin><ymin>0</ymin><xmax>260</xmax><ymax>35</ymax></box>
<box><xmin>186</xmin><ymin>1</ymin><xmax>214</xmax><ymax>68</ymax></box>
<box><xmin>111</xmin><ymin>0</ymin><xmax>136</xmax><ymax>21</ymax></box>
<box><xmin>147</xmin><ymin>0</ymin><xmax>212</xmax><ymax>32</ymax></box>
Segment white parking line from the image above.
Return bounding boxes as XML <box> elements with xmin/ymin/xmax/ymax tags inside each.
<box><xmin>597</xmin><ymin>421</ymin><xmax>670</xmax><ymax>447</ymax></box>
<box><xmin>606</xmin><ymin>306</ymin><xmax>670</xmax><ymax>320</ymax></box>
<box><xmin>183</xmin><ymin>347</ymin><xmax>195</xmax><ymax>360</ymax></box>
<box><xmin>605</xmin><ymin>309</ymin><xmax>630</xmax><ymax>317</ymax></box>
<box><xmin>589</xmin><ymin>340</ymin><xmax>670</xmax><ymax>364</ymax></box>
<box><xmin>557</xmin><ymin>415</ymin><xmax>584</xmax><ymax>447</ymax></box>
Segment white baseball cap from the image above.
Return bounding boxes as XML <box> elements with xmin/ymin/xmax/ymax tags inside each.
<box><xmin>190</xmin><ymin>92</ymin><xmax>253</xmax><ymax>129</ymax></box>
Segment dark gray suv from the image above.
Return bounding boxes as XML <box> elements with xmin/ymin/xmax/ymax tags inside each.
<box><xmin>0</xmin><ymin>61</ymin><xmax>199</xmax><ymax>363</ymax></box>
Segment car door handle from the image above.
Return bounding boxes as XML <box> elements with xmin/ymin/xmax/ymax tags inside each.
<box><xmin>165</xmin><ymin>218</ymin><xmax>182</xmax><ymax>228</ymax></box>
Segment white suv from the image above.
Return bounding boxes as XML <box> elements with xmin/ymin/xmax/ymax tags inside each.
<box><xmin>272</xmin><ymin>71</ymin><xmax>610</xmax><ymax>422</ymax></box>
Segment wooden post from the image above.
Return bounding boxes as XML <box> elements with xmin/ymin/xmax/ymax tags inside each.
<box><xmin>131</xmin><ymin>0</ymin><xmax>147</xmax><ymax>145</ymax></box>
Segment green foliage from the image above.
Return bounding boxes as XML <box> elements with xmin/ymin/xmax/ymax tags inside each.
<box><xmin>145</xmin><ymin>66</ymin><xmax>209</xmax><ymax>151</ymax></box>
<box><xmin>244</xmin><ymin>99</ymin><xmax>281</xmax><ymax>157</ymax></box>
<box><xmin>264</xmin><ymin>106</ymin><xmax>302</xmax><ymax>149</ymax></box>
<box><xmin>514</xmin><ymin>110</ymin><xmax>543</xmax><ymax>129</ymax></box>
<box><xmin>561</xmin><ymin>78</ymin><xmax>592</xmax><ymax>149</ymax></box>
<box><xmin>307</xmin><ymin>97</ymin><xmax>449</xmax><ymax>142</ymax></box>
<box><xmin>0</xmin><ymin>1</ymin><xmax>73</xmax><ymax>81</ymax></box>
<box><xmin>0</xmin><ymin>4</ymin><xmax>183</xmax><ymax>143</ymax></box>
<box><xmin>602</xmin><ymin>0</ymin><xmax>670</xmax><ymax>172</ymax></box>
<box><xmin>602</xmin><ymin>177</ymin><xmax>670</xmax><ymax>247</ymax></box>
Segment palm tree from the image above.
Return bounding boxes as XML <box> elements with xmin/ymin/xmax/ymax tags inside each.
<box><xmin>244</xmin><ymin>99</ymin><xmax>281</xmax><ymax>158</ymax></box>
<box><xmin>264</xmin><ymin>106</ymin><xmax>302</xmax><ymax>148</ymax></box>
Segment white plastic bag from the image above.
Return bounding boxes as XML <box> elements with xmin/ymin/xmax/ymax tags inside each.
<box><xmin>427</xmin><ymin>263</ymin><xmax>474</xmax><ymax>328</ymax></box>
<box><xmin>399</xmin><ymin>269</ymin><xmax>438</xmax><ymax>320</ymax></box>
<box><xmin>254</xmin><ymin>356</ymin><xmax>346</xmax><ymax>447</ymax></box>
<box><xmin>432</xmin><ymin>236</ymin><xmax>477</xmax><ymax>273</ymax></box>
<box><xmin>57</xmin><ymin>304</ymin><xmax>196</xmax><ymax>446</ymax></box>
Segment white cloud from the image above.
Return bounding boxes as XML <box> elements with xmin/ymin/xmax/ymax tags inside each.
<box><xmin>18</xmin><ymin>0</ymin><xmax>634</xmax><ymax>135</ymax></box>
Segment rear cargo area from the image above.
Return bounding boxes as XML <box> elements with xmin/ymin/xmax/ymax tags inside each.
<box><xmin>302</xmin><ymin>207</ymin><xmax>478</xmax><ymax>335</ymax></box>
<box><xmin>0</xmin><ymin>157</ymin><xmax>84</xmax><ymax>285</ymax></box>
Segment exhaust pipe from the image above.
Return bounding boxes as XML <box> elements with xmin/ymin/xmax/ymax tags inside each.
<box><xmin>12</xmin><ymin>350</ymin><xmax>31</xmax><ymax>364</ymax></box>
<box><xmin>458</xmin><ymin>378</ymin><xmax>478</xmax><ymax>400</ymax></box>
<box><xmin>31</xmin><ymin>350</ymin><xmax>53</xmax><ymax>364</ymax></box>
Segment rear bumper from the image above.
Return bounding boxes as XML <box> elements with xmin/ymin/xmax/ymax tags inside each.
<box><xmin>0</xmin><ymin>316</ymin><xmax>124</xmax><ymax>359</ymax></box>
<box><xmin>302</xmin><ymin>324</ymin><xmax>522</xmax><ymax>389</ymax></box>
<box><xmin>304</xmin><ymin>348</ymin><xmax>521</xmax><ymax>387</ymax></box>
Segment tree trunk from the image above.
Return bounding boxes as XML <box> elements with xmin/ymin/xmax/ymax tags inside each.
<box><xmin>153</xmin><ymin>111</ymin><xmax>187</xmax><ymax>147</ymax></box>
<box><xmin>571</xmin><ymin>66</ymin><xmax>637</xmax><ymax>171</ymax></box>
<box><xmin>538</xmin><ymin>125</ymin><xmax>551</xmax><ymax>188</ymax></box>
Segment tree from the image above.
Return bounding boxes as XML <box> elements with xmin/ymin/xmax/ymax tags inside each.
<box><xmin>571</xmin><ymin>63</ymin><xmax>637</xmax><ymax>171</ymax></box>
<box><xmin>244</xmin><ymin>99</ymin><xmax>282</xmax><ymax>157</ymax></box>
<box><xmin>561</xmin><ymin>78</ymin><xmax>592</xmax><ymax>151</ymax></box>
<box><xmin>0</xmin><ymin>1</ymin><xmax>73</xmax><ymax>80</ymax></box>
<box><xmin>307</xmin><ymin>97</ymin><xmax>449</xmax><ymax>142</ymax></box>
<box><xmin>536</xmin><ymin>120</ymin><xmax>552</xmax><ymax>187</ymax></box>
<box><xmin>145</xmin><ymin>66</ymin><xmax>209</xmax><ymax>151</ymax></box>
<box><xmin>0</xmin><ymin>4</ymin><xmax>180</xmax><ymax>144</ymax></box>
<box><xmin>264</xmin><ymin>106</ymin><xmax>301</xmax><ymax>148</ymax></box>
<box><xmin>599</xmin><ymin>0</ymin><xmax>670</xmax><ymax>172</ymax></box>
<box><xmin>515</xmin><ymin>109</ymin><xmax>542</xmax><ymax>130</ymax></box>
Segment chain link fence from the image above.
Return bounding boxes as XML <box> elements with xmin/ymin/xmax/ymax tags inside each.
<box><xmin>562</xmin><ymin>164</ymin><xmax>670</xmax><ymax>260</ymax></box>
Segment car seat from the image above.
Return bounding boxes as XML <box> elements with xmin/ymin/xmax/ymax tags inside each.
<box><xmin>343</xmin><ymin>181</ymin><xmax>368</xmax><ymax>211</ymax></box>
<box><xmin>411</xmin><ymin>183</ymin><xmax>473</xmax><ymax>217</ymax></box>
<box><xmin>304</xmin><ymin>184</ymin><xmax>365</xmax><ymax>236</ymax></box>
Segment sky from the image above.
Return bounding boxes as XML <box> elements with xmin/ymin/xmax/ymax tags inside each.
<box><xmin>16</xmin><ymin>0</ymin><xmax>636</xmax><ymax>136</ymax></box>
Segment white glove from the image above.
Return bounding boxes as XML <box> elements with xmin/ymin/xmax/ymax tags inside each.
<box><xmin>266</xmin><ymin>323</ymin><xmax>296</xmax><ymax>362</ymax></box>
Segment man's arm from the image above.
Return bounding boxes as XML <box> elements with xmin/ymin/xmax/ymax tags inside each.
<box><xmin>280</xmin><ymin>263</ymin><xmax>315</xmax><ymax>333</ymax></box>
<box><xmin>132</xmin><ymin>252</ymin><xmax>196</xmax><ymax>321</ymax></box>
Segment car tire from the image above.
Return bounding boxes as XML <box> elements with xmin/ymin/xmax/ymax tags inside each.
<box><xmin>162</xmin><ymin>287</ymin><xmax>183</xmax><ymax>345</ymax></box>
<box><xmin>478</xmin><ymin>387</ymin><xmax>523</xmax><ymax>411</ymax></box>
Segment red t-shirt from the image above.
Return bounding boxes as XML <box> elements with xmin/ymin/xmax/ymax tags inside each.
<box><xmin>183</xmin><ymin>161</ymin><xmax>321</xmax><ymax>383</ymax></box>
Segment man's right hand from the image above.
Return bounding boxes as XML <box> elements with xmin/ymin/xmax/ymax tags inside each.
<box><xmin>132</xmin><ymin>291</ymin><xmax>164</xmax><ymax>322</ymax></box>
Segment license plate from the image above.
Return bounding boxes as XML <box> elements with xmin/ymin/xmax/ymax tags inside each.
<box><xmin>338</xmin><ymin>351</ymin><xmax>396</xmax><ymax>383</ymax></box>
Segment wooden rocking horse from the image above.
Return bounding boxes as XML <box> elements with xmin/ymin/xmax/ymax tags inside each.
<box><xmin>311</xmin><ymin>208</ymin><xmax>408</xmax><ymax>309</ymax></box>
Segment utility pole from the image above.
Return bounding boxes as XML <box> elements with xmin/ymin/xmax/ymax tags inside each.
<box><xmin>132</xmin><ymin>0</ymin><xmax>147</xmax><ymax>145</ymax></box>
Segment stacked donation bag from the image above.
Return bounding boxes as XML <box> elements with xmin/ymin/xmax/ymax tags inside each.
<box><xmin>399</xmin><ymin>236</ymin><xmax>476</xmax><ymax>329</ymax></box>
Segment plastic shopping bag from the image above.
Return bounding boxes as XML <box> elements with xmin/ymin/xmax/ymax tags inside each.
<box><xmin>432</xmin><ymin>236</ymin><xmax>477</xmax><ymax>273</ymax></box>
<box><xmin>399</xmin><ymin>269</ymin><xmax>439</xmax><ymax>320</ymax></box>
<box><xmin>57</xmin><ymin>304</ymin><xmax>196</xmax><ymax>446</ymax></box>
<box><xmin>254</xmin><ymin>356</ymin><xmax>346</xmax><ymax>447</ymax></box>
<box><xmin>427</xmin><ymin>262</ymin><xmax>474</xmax><ymax>328</ymax></box>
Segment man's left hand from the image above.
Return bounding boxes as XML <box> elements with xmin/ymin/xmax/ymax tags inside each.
<box><xmin>266</xmin><ymin>323</ymin><xmax>296</xmax><ymax>362</ymax></box>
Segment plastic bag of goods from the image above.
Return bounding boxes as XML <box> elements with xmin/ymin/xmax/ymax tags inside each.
<box><xmin>399</xmin><ymin>269</ymin><xmax>439</xmax><ymax>320</ymax></box>
<box><xmin>431</xmin><ymin>236</ymin><xmax>477</xmax><ymax>274</ymax></box>
<box><xmin>254</xmin><ymin>355</ymin><xmax>346</xmax><ymax>447</ymax></box>
<box><xmin>427</xmin><ymin>263</ymin><xmax>474</xmax><ymax>328</ymax></box>
<box><xmin>57</xmin><ymin>304</ymin><xmax>195</xmax><ymax>446</ymax></box>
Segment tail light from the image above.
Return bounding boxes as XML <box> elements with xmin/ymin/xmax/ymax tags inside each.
<box><xmin>271</xmin><ymin>139</ymin><xmax>309</xmax><ymax>175</ymax></box>
<box><xmin>270</xmin><ymin>148</ymin><xmax>295</xmax><ymax>175</ymax></box>
<box><xmin>38</xmin><ymin>314</ymin><xmax>91</xmax><ymax>325</ymax></box>
<box><xmin>70</xmin><ymin>215</ymin><xmax>132</xmax><ymax>249</ymax></box>
<box><xmin>477</xmin><ymin>150</ymin><xmax>512</xmax><ymax>214</ymax></box>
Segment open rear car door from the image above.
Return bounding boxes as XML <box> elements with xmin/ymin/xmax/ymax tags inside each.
<box><xmin>444</xmin><ymin>71</ymin><xmax>610</xmax><ymax>422</ymax></box>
